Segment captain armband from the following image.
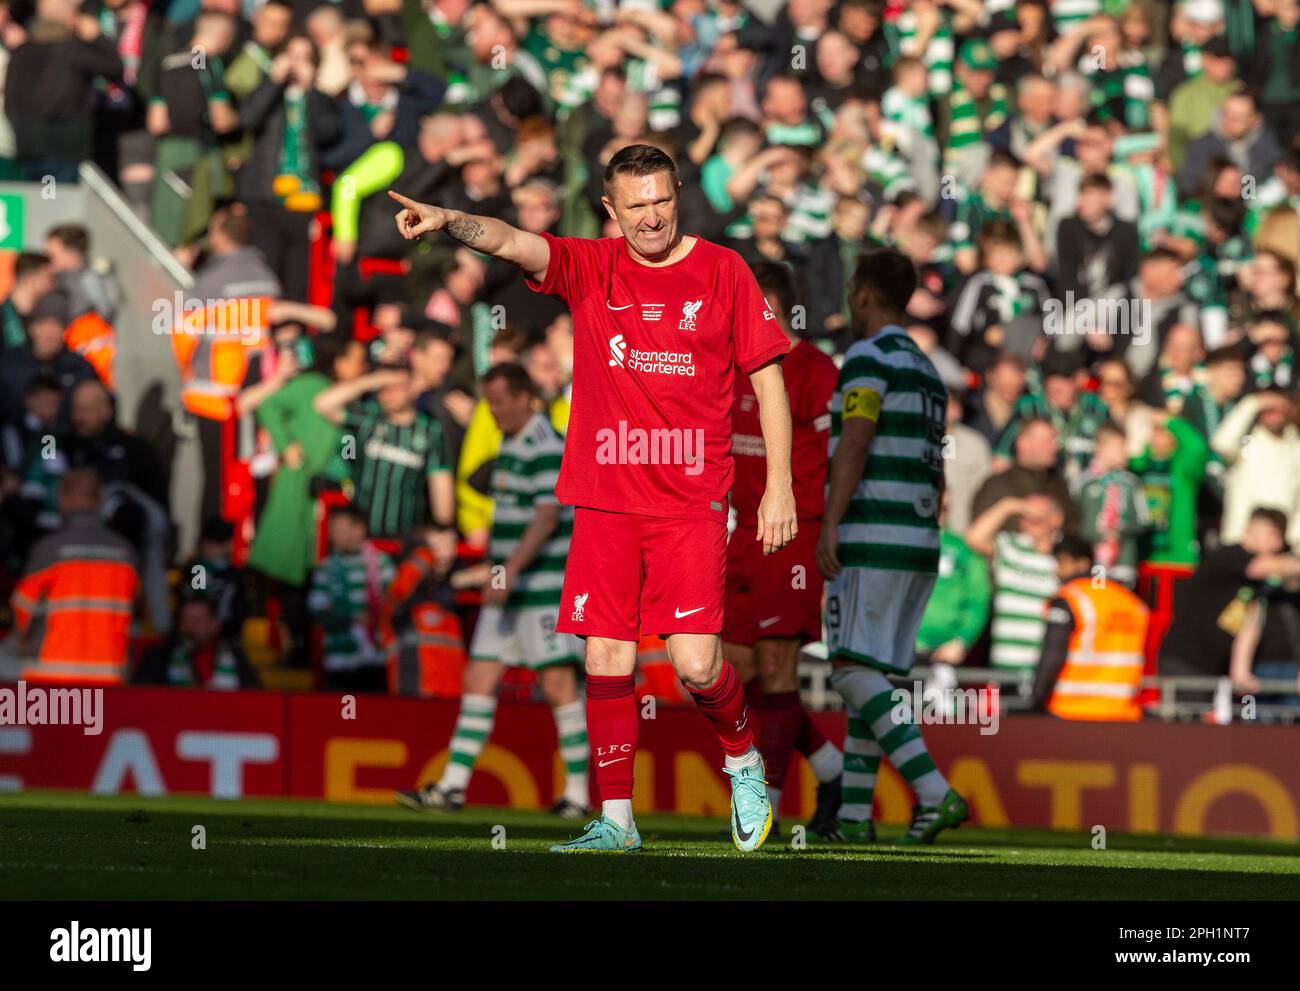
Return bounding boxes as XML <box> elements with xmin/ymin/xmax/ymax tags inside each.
<box><xmin>842</xmin><ymin>387</ymin><xmax>881</xmax><ymax>422</ymax></box>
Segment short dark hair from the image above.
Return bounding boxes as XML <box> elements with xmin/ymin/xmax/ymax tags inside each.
<box><xmin>1080</xmin><ymin>172</ymin><xmax>1113</xmax><ymax>194</ymax></box>
<box><xmin>1249</xmin><ymin>506</ymin><xmax>1289</xmax><ymax>536</ymax></box>
<box><xmin>329</xmin><ymin>504</ymin><xmax>368</xmax><ymax>531</ymax></box>
<box><xmin>1205</xmin><ymin>343</ymin><xmax>1249</xmax><ymax>367</ymax></box>
<box><xmin>482</xmin><ymin>361</ymin><xmax>537</xmax><ymax>398</ymax></box>
<box><xmin>603</xmin><ymin>143</ymin><xmax>679</xmax><ymax>194</ymax></box>
<box><xmin>850</xmin><ymin>248</ymin><xmax>917</xmax><ymax>314</ymax></box>
<box><xmin>14</xmin><ymin>251</ymin><xmax>50</xmax><ymax>281</ymax></box>
<box><xmin>751</xmin><ymin>261</ymin><xmax>798</xmax><ymax>324</ymax></box>
<box><xmin>1053</xmin><ymin>532</ymin><xmax>1095</xmax><ymax>563</ymax></box>
<box><xmin>46</xmin><ymin>224</ymin><xmax>89</xmax><ymax>256</ymax></box>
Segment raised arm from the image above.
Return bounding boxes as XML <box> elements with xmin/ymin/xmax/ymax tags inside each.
<box><xmin>312</xmin><ymin>369</ymin><xmax>406</xmax><ymax>424</ymax></box>
<box><xmin>388</xmin><ymin>190</ymin><xmax>551</xmax><ymax>283</ymax></box>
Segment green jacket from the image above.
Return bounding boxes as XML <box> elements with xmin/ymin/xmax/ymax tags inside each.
<box><xmin>916</xmin><ymin>530</ymin><xmax>991</xmax><ymax>654</ymax></box>
<box><xmin>1130</xmin><ymin>416</ymin><xmax>1210</xmax><ymax>567</ymax></box>
<box><xmin>247</xmin><ymin>372</ymin><xmax>341</xmax><ymax>586</ymax></box>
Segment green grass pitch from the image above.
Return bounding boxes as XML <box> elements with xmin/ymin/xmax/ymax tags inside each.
<box><xmin>3</xmin><ymin>792</ymin><xmax>1298</xmax><ymax>900</ymax></box>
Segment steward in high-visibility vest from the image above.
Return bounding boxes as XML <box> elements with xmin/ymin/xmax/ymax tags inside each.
<box><xmin>381</xmin><ymin>539</ymin><xmax>467</xmax><ymax>698</ymax></box>
<box><xmin>10</xmin><ymin>469</ymin><xmax>139</xmax><ymax>685</ymax></box>
<box><xmin>171</xmin><ymin>296</ymin><xmax>273</xmax><ymax>420</ymax></box>
<box><xmin>1032</xmin><ymin>534</ymin><xmax>1150</xmax><ymax>721</ymax></box>
<box><xmin>64</xmin><ymin>309</ymin><xmax>117</xmax><ymax>390</ymax></box>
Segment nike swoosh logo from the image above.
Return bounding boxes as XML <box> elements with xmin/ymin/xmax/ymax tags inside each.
<box><xmin>758</xmin><ymin>616</ymin><xmax>781</xmax><ymax>628</ymax></box>
<box><xmin>606</xmin><ymin>301</ymin><xmax>633</xmax><ymax>310</ymax></box>
<box><xmin>734</xmin><ymin>807</ymin><xmax>753</xmax><ymax>842</ymax></box>
<box><xmin>675</xmin><ymin>606</ymin><xmax>706</xmax><ymax>618</ymax></box>
<box><xmin>597</xmin><ymin>757</ymin><xmax>628</xmax><ymax>767</ymax></box>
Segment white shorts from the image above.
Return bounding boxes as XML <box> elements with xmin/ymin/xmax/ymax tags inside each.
<box><xmin>825</xmin><ymin>567</ymin><xmax>936</xmax><ymax>674</ymax></box>
<box><xmin>469</xmin><ymin>604</ymin><xmax>584</xmax><ymax>669</ymax></box>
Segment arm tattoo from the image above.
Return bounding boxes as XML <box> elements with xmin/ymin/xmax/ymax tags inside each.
<box><xmin>446</xmin><ymin>215</ymin><xmax>485</xmax><ymax>245</ymax></box>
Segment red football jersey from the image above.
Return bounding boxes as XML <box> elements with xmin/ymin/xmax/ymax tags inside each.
<box><xmin>528</xmin><ymin>233</ymin><xmax>789</xmax><ymax>520</ymax></box>
<box><xmin>731</xmin><ymin>339</ymin><xmax>837</xmax><ymax>525</ymax></box>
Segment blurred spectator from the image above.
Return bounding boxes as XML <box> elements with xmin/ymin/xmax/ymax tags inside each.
<box><xmin>4</xmin><ymin>0</ymin><xmax>123</xmax><ymax>182</ymax></box>
<box><xmin>915</xmin><ymin>498</ymin><xmax>991</xmax><ymax>667</ymax></box>
<box><xmin>1031</xmin><ymin>533</ymin><xmax>1150</xmax><ymax>719</ymax></box>
<box><xmin>0</xmin><ymin>251</ymin><xmax>55</xmax><ymax>350</ymax></box>
<box><xmin>134</xmin><ymin>596</ymin><xmax>260</xmax><ymax>689</ymax></box>
<box><xmin>1160</xmin><ymin>507</ymin><xmax>1300</xmax><ymax>683</ymax></box>
<box><xmin>313</xmin><ymin>364</ymin><xmax>455</xmax><ymax>538</ymax></box>
<box><xmin>966</xmin><ymin>492</ymin><xmax>1066</xmax><ymax>672</ymax></box>
<box><xmin>237</xmin><ymin>32</ymin><xmax>342</xmax><ymax>301</ymax></box>
<box><xmin>10</xmin><ymin>468</ymin><xmax>138</xmax><ymax>684</ymax></box>
<box><xmin>380</xmin><ymin>525</ymin><xmax>465</xmax><ymax>698</ymax></box>
<box><xmin>0</xmin><ymin>290</ymin><xmax>97</xmax><ymax>429</ymax></box>
<box><xmin>1211</xmin><ymin>388</ymin><xmax>1300</xmax><ymax>547</ymax></box>
<box><xmin>308</xmin><ymin>503</ymin><xmax>395</xmax><ymax>691</ymax></box>
<box><xmin>1077</xmin><ymin>422</ymin><xmax>1150</xmax><ymax>587</ymax></box>
<box><xmin>45</xmin><ymin>224</ymin><xmax>122</xmax><ymax>323</ymax></box>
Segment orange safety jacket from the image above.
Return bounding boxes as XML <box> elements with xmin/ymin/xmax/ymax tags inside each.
<box><xmin>1048</xmin><ymin>577</ymin><xmax>1150</xmax><ymax>722</ymax></box>
<box><xmin>11</xmin><ymin>513</ymin><xmax>139</xmax><ymax>685</ymax></box>
<box><xmin>64</xmin><ymin>311</ymin><xmax>116</xmax><ymax>390</ymax></box>
<box><xmin>171</xmin><ymin>296</ymin><xmax>272</xmax><ymax>420</ymax></box>
<box><xmin>381</xmin><ymin>546</ymin><xmax>466</xmax><ymax>698</ymax></box>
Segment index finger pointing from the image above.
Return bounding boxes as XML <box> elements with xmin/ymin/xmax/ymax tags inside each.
<box><xmin>387</xmin><ymin>190</ymin><xmax>418</xmax><ymax>209</ymax></box>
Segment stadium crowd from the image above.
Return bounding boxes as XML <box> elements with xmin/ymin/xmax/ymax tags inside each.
<box><xmin>1</xmin><ymin>0</ymin><xmax>1300</xmax><ymax>712</ymax></box>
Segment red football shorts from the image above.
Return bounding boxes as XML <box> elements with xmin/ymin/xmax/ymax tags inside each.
<box><xmin>722</xmin><ymin>519</ymin><xmax>824</xmax><ymax>646</ymax></box>
<box><xmin>557</xmin><ymin>507</ymin><xmax>727</xmax><ymax>640</ymax></box>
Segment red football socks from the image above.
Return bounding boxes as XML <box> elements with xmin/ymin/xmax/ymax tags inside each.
<box><xmin>586</xmin><ymin>674</ymin><xmax>637</xmax><ymax>800</ymax></box>
<box><xmin>688</xmin><ymin>661</ymin><xmax>753</xmax><ymax>757</ymax></box>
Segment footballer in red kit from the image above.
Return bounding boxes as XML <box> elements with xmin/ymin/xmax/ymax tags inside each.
<box><xmin>724</xmin><ymin>262</ymin><xmax>845</xmax><ymax>838</ymax></box>
<box><xmin>389</xmin><ymin>144</ymin><xmax>798</xmax><ymax>854</ymax></box>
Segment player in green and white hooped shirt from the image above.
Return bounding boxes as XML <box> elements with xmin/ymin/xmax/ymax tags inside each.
<box><xmin>397</xmin><ymin>363</ymin><xmax>590</xmax><ymax>819</ymax></box>
<box><xmin>817</xmin><ymin>249</ymin><xmax>969</xmax><ymax>845</ymax></box>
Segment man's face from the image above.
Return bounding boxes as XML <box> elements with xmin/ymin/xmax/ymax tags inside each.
<box><xmin>285</xmin><ymin>37</ymin><xmax>316</xmax><ymax>85</ymax></box>
<box><xmin>602</xmin><ymin>170</ymin><xmax>681</xmax><ymax>261</ymax></box>
<box><xmin>1018</xmin><ymin>79</ymin><xmax>1056</xmax><ymax>125</ymax></box>
<box><xmin>749</xmin><ymin>198</ymin><xmax>788</xmax><ymax>241</ymax></box>
<box><xmin>762</xmin><ymin>79</ymin><xmax>805</xmax><ymax>124</ymax></box>
<box><xmin>483</xmin><ymin>377</ymin><xmax>533</xmax><ymax>435</ymax></box>
<box><xmin>1220</xmin><ymin>96</ymin><xmax>1256</xmax><ymax>141</ymax></box>
<box><xmin>988</xmin><ymin>359</ymin><xmax>1026</xmax><ymax>400</ymax></box>
<box><xmin>526</xmin><ymin>344</ymin><xmax>563</xmax><ymax>398</ymax></box>
<box><xmin>70</xmin><ymin>384</ymin><xmax>113</xmax><ymax>437</ymax></box>
<box><xmin>1076</xmin><ymin>127</ymin><xmax>1113</xmax><ymax>171</ymax></box>
<box><xmin>1251</xmin><ymin>255</ymin><xmax>1291</xmax><ymax>299</ymax></box>
<box><xmin>1016</xmin><ymin>422</ymin><xmax>1059</xmax><ymax>469</ymax></box>
<box><xmin>1203</xmin><ymin>52</ymin><xmax>1235</xmax><ymax>83</ymax></box>
<box><xmin>514</xmin><ymin>188</ymin><xmax>559</xmax><ymax>234</ymax></box>
<box><xmin>1141</xmin><ymin>257</ymin><xmax>1182</xmax><ymax>297</ymax></box>
<box><xmin>1078</xmin><ymin>186</ymin><xmax>1112</xmax><ymax>223</ymax></box>
<box><xmin>178</xmin><ymin>602</ymin><xmax>222</xmax><ymax>648</ymax></box>
<box><xmin>1207</xmin><ymin>359</ymin><xmax>1246</xmax><ymax>399</ymax></box>
<box><xmin>412</xmin><ymin>340</ymin><xmax>453</xmax><ymax>389</ymax></box>
<box><xmin>253</xmin><ymin>3</ymin><xmax>291</xmax><ymax>49</ymax></box>
<box><xmin>328</xmin><ymin>516</ymin><xmax>366</xmax><ymax>554</ymax></box>
<box><xmin>1164</xmin><ymin>328</ymin><xmax>1202</xmax><ymax>373</ymax></box>
<box><xmin>29</xmin><ymin>317</ymin><xmax>64</xmax><ymax>359</ymax></box>
<box><xmin>959</xmin><ymin>65</ymin><xmax>994</xmax><ymax>98</ymax></box>
<box><xmin>816</xmin><ymin>33</ymin><xmax>857</xmax><ymax>82</ymax></box>
<box><xmin>26</xmin><ymin>389</ymin><xmax>60</xmax><ymax>426</ymax></box>
<box><xmin>377</xmin><ymin>372</ymin><xmax>414</xmax><ymax>415</ymax></box>
<box><xmin>1242</xmin><ymin>518</ymin><xmax>1285</xmax><ymax>555</ymax></box>
<box><xmin>834</xmin><ymin>199</ymin><xmax>869</xmax><ymax>240</ymax></box>
<box><xmin>1043</xmin><ymin>374</ymin><xmax>1078</xmax><ymax>411</ymax></box>
<box><xmin>18</xmin><ymin>264</ymin><xmax>54</xmax><ymax>298</ymax></box>
<box><xmin>982</xmin><ymin>164</ymin><xmax>1018</xmax><ymax>204</ymax></box>
<box><xmin>1020</xmin><ymin>494</ymin><xmax>1063</xmax><ymax>540</ymax></box>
